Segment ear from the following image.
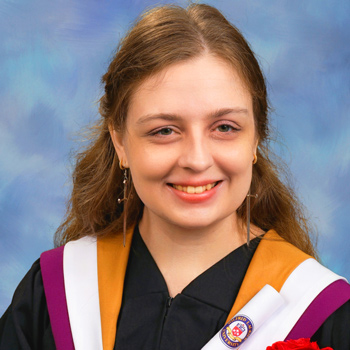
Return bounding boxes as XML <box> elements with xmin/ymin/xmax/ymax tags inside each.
<box><xmin>108</xmin><ymin>125</ymin><xmax>129</xmax><ymax>168</ymax></box>
<box><xmin>254</xmin><ymin>138</ymin><xmax>259</xmax><ymax>155</ymax></box>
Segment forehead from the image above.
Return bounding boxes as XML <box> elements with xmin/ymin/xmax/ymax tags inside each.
<box><xmin>127</xmin><ymin>55</ymin><xmax>252</xmax><ymax>121</ymax></box>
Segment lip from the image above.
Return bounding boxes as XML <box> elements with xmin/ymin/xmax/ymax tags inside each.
<box><xmin>167</xmin><ymin>180</ymin><xmax>222</xmax><ymax>203</ymax></box>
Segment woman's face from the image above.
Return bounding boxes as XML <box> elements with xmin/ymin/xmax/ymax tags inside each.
<box><xmin>110</xmin><ymin>55</ymin><xmax>257</xmax><ymax>231</ymax></box>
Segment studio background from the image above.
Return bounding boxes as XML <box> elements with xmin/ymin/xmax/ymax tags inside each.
<box><xmin>1</xmin><ymin>0</ymin><xmax>349</xmax><ymax>312</ymax></box>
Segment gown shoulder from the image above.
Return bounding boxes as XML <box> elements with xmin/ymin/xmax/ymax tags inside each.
<box><xmin>0</xmin><ymin>259</ymin><xmax>55</xmax><ymax>350</ymax></box>
<box><xmin>311</xmin><ymin>299</ymin><xmax>350</xmax><ymax>349</ymax></box>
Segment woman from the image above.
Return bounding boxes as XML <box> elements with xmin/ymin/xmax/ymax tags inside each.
<box><xmin>1</xmin><ymin>3</ymin><xmax>349</xmax><ymax>350</ymax></box>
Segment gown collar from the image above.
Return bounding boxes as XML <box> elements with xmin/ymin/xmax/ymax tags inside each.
<box><xmin>123</xmin><ymin>226</ymin><xmax>260</xmax><ymax>313</ymax></box>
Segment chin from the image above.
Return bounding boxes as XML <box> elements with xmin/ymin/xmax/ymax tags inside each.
<box><xmin>168</xmin><ymin>215</ymin><xmax>225</xmax><ymax>231</ymax></box>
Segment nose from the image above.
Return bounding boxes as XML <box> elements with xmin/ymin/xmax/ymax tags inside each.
<box><xmin>177</xmin><ymin>134</ymin><xmax>214</xmax><ymax>172</ymax></box>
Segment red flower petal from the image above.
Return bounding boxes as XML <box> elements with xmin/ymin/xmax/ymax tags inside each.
<box><xmin>266</xmin><ymin>338</ymin><xmax>333</xmax><ymax>350</ymax></box>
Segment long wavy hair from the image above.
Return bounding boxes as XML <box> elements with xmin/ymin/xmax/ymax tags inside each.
<box><xmin>54</xmin><ymin>3</ymin><xmax>317</xmax><ymax>258</ymax></box>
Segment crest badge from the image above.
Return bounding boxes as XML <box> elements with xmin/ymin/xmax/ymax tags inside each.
<box><xmin>219</xmin><ymin>315</ymin><xmax>254</xmax><ymax>348</ymax></box>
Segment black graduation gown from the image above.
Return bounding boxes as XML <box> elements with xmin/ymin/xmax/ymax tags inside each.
<box><xmin>1</xmin><ymin>228</ymin><xmax>350</xmax><ymax>349</ymax></box>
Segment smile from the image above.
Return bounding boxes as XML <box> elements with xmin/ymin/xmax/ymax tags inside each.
<box><xmin>170</xmin><ymin>182</ymin><xmax>218</xmax><ymax>194</ymax></box>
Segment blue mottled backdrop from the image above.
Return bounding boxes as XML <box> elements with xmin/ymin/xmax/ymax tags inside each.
<box><xmin>1</xmin><ymin>0</ymin><xmax>349</xmax><ymax>312</ymax></box>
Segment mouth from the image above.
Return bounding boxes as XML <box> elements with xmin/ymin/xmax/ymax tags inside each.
<box><xmin>169</xmin><ymin>181</ymin><xmax>220</xmax><ymax>194</ymax></box>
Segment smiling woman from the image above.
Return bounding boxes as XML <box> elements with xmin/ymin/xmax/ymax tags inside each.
<box><xmin>109</xmin><ymin>56</ymin><xmax>258</xmax><ymax>295</ymax></box>
<box><xmin>0</xmin><ymin>3</ymin><xmax>349</xmax><ymax>350</ymax></box>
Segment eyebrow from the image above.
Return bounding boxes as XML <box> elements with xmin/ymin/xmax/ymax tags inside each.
<box><xmin>136</xmin><ymin>108</ymin><xmax>249</xmax><ymax>125</ymax></box>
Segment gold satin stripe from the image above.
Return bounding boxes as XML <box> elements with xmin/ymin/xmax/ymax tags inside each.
<box><xmin>225</xmin><ymin>230</ymin><xmax>312</xmax><ymax>323</ymax></box>
<box><xmin>97</xmin><ymin>227</ymin><xmax>134</xmax><ymax>350</ymax></box>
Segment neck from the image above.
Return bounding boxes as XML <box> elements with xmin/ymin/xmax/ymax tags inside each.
<box><xmin>138</xmin><ymin>210</ymin><xmax>246</xmax><ymax>297</ymax></box>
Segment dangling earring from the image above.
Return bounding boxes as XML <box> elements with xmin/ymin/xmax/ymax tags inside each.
<box><xmin>118</xmin><ymin>160</ymin><xmax>128</xmax><ymax>247</ymax></box>
<box><xmin>247</xmin><ymin>154</ymin><xmax>258</xmax><ymax>246</ymax></box>
<box><xmin>246</xmin><ymin>189</ymin><xmax>258</xmax><ymax>247</ymax></box>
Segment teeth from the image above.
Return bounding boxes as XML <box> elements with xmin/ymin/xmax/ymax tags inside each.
<box><xmin>172</xmin><ymin>182</ymin><xmax>217</xmax><ymax>194</ymax></box>
<box><xmin>187</xmin><ymin>186</ymin><xmax>195</xmax><ymax>194</ymax></box>
<box><xmin>195</xmin><ymin>186</ymin><xmax>203</xmax><ymax>194</ymax></box>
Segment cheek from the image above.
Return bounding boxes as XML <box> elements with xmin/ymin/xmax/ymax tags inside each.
<box><xmin>217</xmin><ymin>150</ymin><xmax>253</xmax><ymax>210</ymax></box>
<box><xmin>216</xmin><ymin>145</ymin><xmax>254</xmax><ymax>207</ymax></box>
<box><xmin>126</xmin><ymin>143</ymin><xmax>176</xmax><ymax>184</ymax></box>
<box><xmin>216</xmin><ymin>144</ymin><xmax>253</xmax><ymax>176</ymax></box>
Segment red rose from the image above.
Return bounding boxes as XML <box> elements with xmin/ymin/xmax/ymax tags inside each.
<box><xmin>266</xmin><ymin>338</ymin><xmax>333</xmax><ymax>350</ymax></box>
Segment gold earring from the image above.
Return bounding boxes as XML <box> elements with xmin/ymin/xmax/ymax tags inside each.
<box><xmin>119</xmin><ymin>160</ymin><xmax>127</xmax><ymax>170</ymax></box>
<box><xmin>118</xmin><ymin>160</ymin><xmax>128</xmax><ymax>247</ymax></box>
<box><xmin>253</xmin><ymin>154</ymin><xmax>257</xmax><ymax>164</ymax></box>
<box><xmin>246</xmin><ymin>188</ymin><xmax>258</xmax><ymax>247</ymax></box>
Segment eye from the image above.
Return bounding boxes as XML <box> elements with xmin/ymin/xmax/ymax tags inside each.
<box><xmin>148</xmin><ymin>127</ymin><xmax>177</xmax><ymax>138</ymax></box>
<box><xmin>156</xmin><ymin>127</ymin><xmax>173</xmax><ymax>135</ymax></box>
<box><xmin>211</xmin><ymin>121</ymin><xmax>240</xmax><ymax>139</ymax></box>
<box><xmin>216</xmin><ymin>124</ymin><xmax>233</xmax><ymax>133</ymax></box>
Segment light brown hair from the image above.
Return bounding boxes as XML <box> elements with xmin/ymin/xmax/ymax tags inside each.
<box><xmin>55</xmin><ymin>3</ymin><xmax>317</xmax><ymax>258</ymax></box>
